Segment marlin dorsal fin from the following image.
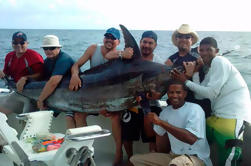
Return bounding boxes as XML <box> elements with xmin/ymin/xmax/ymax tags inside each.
<box><xmin>119</xmin><ymin>24</ymin><xmax>141</xmax><ymax>60</ymax></box>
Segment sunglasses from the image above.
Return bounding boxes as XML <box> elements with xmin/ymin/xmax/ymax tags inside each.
<box><xmin>176</xmin><ymin>34</ymin><xmax>192</xmax><ymax>39</ymax></box>
<box><xmin>43</xmin><ymin>47</ymin><xmax>57</xmax><ymax>51</ymax></box>
<box><xmin>105</xmin><ymin>35</ymin><xmax>116</xmax><ymax>40</ymax></box>
<box><xmin>12</xmin><ymin>41</ymin><xmax>25</xmax><ymax>45</ymax></box>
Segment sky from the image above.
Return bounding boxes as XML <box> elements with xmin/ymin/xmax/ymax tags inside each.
<box><xmin>0</xmin><ymin>0</ymin><xmax>250</xmax><ymax>31</ymax></box>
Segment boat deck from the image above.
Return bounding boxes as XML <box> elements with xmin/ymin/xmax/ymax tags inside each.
<box><xmin>1</xmin><ymin>112</ymin><xmax>149</xmax><ymax>166</ymax></box>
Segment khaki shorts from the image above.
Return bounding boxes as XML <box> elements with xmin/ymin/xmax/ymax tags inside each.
<box><xmin>130</xmin><ymin>152</ymin><xmax>205</xmax><ymax>166</ymax></box>
<box><xmin>0</xmin><ymin>92</ymin><xmax>36</xmax><ymax>114</ymax></box>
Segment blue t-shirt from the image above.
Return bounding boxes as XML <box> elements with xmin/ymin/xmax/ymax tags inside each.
<box><xmin>169</xmin><ymin>49</ymin><xmax>199</xmax><ymax>67</ymax></box>
<box><xmin>44</xmin><ymin>50</ymin><xmax>74</xmax><ymax>79</ymax></box>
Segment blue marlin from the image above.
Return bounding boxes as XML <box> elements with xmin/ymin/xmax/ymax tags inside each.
<box><xmin>10</xmin><ymin>25</ymin><xmax>172</xmax><ymax>113</ymax></box>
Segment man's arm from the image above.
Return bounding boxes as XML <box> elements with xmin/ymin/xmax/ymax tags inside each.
<box><xmin>104</xmin><ymin>47</ymin><xmax>133</xmax><ymax>60</ymax></box>
<box><xmin>37</xmin><ymin>75</ymin><xmax>63</xmax><ymax>110</ymax></box>
<box><xmin>0</xmin><ymin>70</ymin><xmax>6</xmax><ymax>79</ymax></box>
<box><xmin>171</xmin><ymin>58</ymin><xmax>228</xmax><ymax>100</ymax></box>
<box><xmin>2</xmin><ymin>53</ymin><xmax>11</xmax><ymax>77</ymax></box>
<box><xmin>69</xmin><ymin>45</ymin><xmax>96</xmax><ymax>91</ymax></box>
<box><xmin>16</xmin><ymin>63</ymin><xmax>44</xmax><ymax>92</ymax></box>
<box><xmin>165</xmin><ymin>59</ymin><xmax>173</xmax><ymax>66</ymax></box>
<box><xmin>149</xmin><ymin>112</ymin><xmax>197</xmax><ymax>145</ymax></box>
<box><xmin>16</xmin><ymin>73</ymin><xmax>41</xmax><ymax>92</ymax></box>
<box><xmin>156</xmin><ymin>133</ymin><xmax>171</xmax><ymax>153</ymax></box>
<box><xmin>185</xmin><ymin>58</ymin><xmax>230</xmax><ymax>99</ymax></box>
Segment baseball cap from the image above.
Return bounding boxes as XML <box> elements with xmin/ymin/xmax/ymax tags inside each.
<box><xmin>104</xmin><ymin>27</ymin><xmax>120</xmax><ymax>40</ymax></box>
<box><xmin>12</xmin><ymin>31</ymin><xmax>27</xmax><ymax>41</ymax></box>
<box><xmin>141</xmin><ymin>31</ymin><xmax>157</xmax><ymax>42</ymax></box>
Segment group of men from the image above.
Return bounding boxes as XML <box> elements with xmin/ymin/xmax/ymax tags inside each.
<box><xmin>0</xmin><ymin>24</ymin><xmax>250</xmax><ymax>166</ymax></box>
<box><xmin>129</xmin><ymin>25</ymin><xmax>251</xmax><ymax>166</ymax></box>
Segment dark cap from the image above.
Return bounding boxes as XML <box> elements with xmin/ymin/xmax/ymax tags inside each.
<box><xmin>104</xmin><ymin>27</ymin><xmax>120</xmax><ymax>40</ymax></box>
<box><xmin>141</xmin><ymin>31</ymin><xmax>157</xmax><ymax>42</ymax></box>
<box><xmin>12</xmin><ymin>31</ymin><xmax>27</xmax><ymax>41</ymax></box>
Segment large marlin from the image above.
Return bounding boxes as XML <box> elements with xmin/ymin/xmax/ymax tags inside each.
<box><xmin>9</xmin><ymin>25</ymin><xmax>172</xmax><ymax>113</ymax></box>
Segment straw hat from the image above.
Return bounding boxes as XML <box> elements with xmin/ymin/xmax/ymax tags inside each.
<box><xmin>41</xmin><ymin>35</ymin><xmax>62</xmax><ymax>47</ymax></box>
<box><xmin>172</xmin><ymin>24</ymin><xmax>199</xmax><ymax>46</ymax></box>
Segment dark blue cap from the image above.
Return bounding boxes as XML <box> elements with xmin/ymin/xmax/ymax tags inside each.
<box><xmin>12</xmin><ymin>31</ymin><xmax>27</xmax><ymax>41</ymax></box>
<box><xmin>104</xmin><ymin>27</ymin><xmax>120</xmax><ymax>40</ymax></box>
<box><xmin>141</xmin><ymin>31</ymin><xmax>157</xmax><ymax>42</ymax></box>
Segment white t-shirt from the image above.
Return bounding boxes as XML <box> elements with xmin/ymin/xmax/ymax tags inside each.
<box><xmin>154</xmin><ymin>102</ymin><xmax>212</xmax><ymax>166</ymax></box>
<box><xmin>186</xmin><ymin>56</ymin><xmax>251</xmax><ymax>122</ymax></box>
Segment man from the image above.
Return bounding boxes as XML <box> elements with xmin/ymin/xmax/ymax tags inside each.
<box><xmin>121</xmin><ymin>31</ymin><xmax>162</xmax><ymax>160</ymax></box>
<box><xmin>165</xmin><ymin>24</ymin><xmax>199</xmax><ymax>67</ymax></box>
<box><xmin>165</xmin><ymin>24</ymin><xmax>212</xmax><ymax>117</ymax></box>
<box><xmin>69</xmin><ymin>27</ymin><xmax>133</xmax><ymax>165</ymax></box>
<box><xmin>172</xmin><ymin>37</ymin><xmax>251</xmax><ymax>166</ymax></box>
<box><xmin>130</xmin><ymin>80</ymin><xmax>212</xmax><ymax>166</ymax></box>
<box><xmin>0</xmin><ymin>31</ymin><xmax>44</xmax><ymax>114</ymax></box>
<box><xmin>37</xmin><ymin>35</ymin><xmax>74</xmax><ymax>124</ymax></box>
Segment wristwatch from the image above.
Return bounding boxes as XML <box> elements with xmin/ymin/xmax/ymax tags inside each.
<box><xmin>118</xmin><ymin>51</ymin><xmax>123</xmax><ymax>58</ymax></box>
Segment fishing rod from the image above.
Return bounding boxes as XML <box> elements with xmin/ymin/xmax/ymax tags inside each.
<box><xmin>221</xmin><ymin>45</ymin><xmax>240</xmax><ymax>56</ymax></box>
<box><xmin>193</xmin><ymin>45</ymin><xmax>240</xmax><ymax>56</ymax></box>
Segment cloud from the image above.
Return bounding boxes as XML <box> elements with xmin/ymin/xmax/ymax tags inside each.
<box><xmin>8</xmin><ymin>0</ymin><xmax>17</xmax><ymax>7</ymax></box>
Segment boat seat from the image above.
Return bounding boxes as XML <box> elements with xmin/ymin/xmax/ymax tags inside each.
<box><xmin>0</xmin><ymin>111</ymin><xmax>110</xmax><ymax>166</ymax></box>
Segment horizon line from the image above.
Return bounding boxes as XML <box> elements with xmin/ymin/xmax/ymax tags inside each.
<box><xmin>0</xmin><ymin>28</ymin><xmax>250</xmax><ymax>33</ymax></box>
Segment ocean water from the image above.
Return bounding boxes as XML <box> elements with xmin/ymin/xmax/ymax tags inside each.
<box><xmin>0</xmin><ymin>29</ymin><xmax>251</xmax><ymax>92</ymax></box>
